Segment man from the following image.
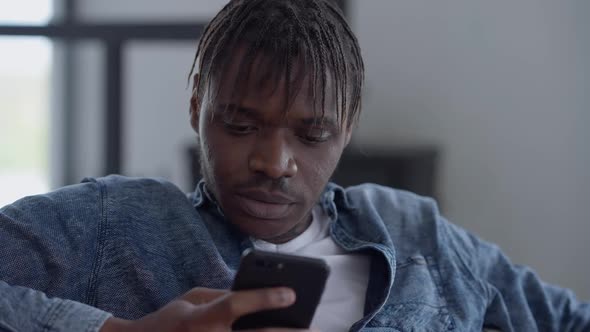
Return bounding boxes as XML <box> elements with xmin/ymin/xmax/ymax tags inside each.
<box><xmin>0</xmin><ymin>0</ymin><xmax>589</xmax><ymax>331</ymax></box>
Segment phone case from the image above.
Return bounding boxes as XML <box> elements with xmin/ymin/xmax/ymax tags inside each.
<box><xmin>231</xmin><ymin>249</ymin><xmax>330</xmax><ymax>330</ymax></box>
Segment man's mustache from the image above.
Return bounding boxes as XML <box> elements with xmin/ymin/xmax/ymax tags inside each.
<box><xmin>236</xmin><ymin>174</ymin><xmax>296</xmax><ymax>197</ymax></box>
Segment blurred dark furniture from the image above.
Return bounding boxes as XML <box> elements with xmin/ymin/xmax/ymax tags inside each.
<box><xmin>187</xmin><ymin>145</ymin><xmax>438</xmax><ymax>198</ymax></box>
<box><xmin>331</xmin><ymin>147</ymin><xmax>438</xmax><ymax>198</ymax></box>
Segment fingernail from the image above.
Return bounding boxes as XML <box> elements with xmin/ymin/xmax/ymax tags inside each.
<box><xmin>276</xmin><ymin>288</ymin><xmax>295</xmax><ymax>304</ymax></box>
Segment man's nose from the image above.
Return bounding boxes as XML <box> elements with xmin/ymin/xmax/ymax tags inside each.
<box><xmin>248</xmin><ymin>130</ymin><xmax>298</xmax><ymax>179</ymax></box>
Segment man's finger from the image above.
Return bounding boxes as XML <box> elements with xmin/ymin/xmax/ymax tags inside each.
<box><xmin>214</xmin><ymin>287</ymin><xmax>296</xmax><ymax>320</ymax></box>
<box><xmin>179</xmin><ymin>287</ymin><xmax>229</xmax><ymax>305</ymax></box>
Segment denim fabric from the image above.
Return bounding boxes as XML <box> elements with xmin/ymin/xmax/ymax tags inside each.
<box><xmin>0</xmin><ymin>175</ymin><xmax>589</xmax><ymax>331</ymax></box>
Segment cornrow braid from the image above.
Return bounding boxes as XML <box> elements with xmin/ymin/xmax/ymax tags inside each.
<box><xmin>188</xmin><ymin>0</ymin><xmax>364</xmax><ymax>128</ymax></box>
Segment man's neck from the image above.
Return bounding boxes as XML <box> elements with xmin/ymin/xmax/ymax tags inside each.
<box><xmin>259</xmin><ymin>212</ymin><xmax>313</xmax><ymax>244</ymax></box>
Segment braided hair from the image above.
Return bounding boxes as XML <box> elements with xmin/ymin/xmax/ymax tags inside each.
<box><xmin>188</xmin><ymin>0</ymin><xmax>364</xmax><ymax>128</ymax></box>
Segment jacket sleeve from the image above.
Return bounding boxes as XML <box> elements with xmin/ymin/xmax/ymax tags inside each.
<box><xmin>439</xmin><ymin>215</ymin><xmax>590</xmax><ymax>331</ymax></box>
<box><xmin>0</xmin><ymin>179</ymin><xmax>111</xmax><ymax>332</ymax></box>
<box><xmin>0</xmin><ymin>281</ymin><xmax>111</xmax><ymax>332</ymax></box>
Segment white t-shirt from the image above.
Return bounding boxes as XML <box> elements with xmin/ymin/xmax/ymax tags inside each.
<box><xmin>252</xmin><ymin>205</ymin><xmax>371</xmax><ymax>332</ymax></box>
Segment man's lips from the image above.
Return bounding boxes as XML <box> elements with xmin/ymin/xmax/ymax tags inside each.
<box><xmin>234</xmin><ymin>189</ymin><xmax>295</xmax><ymax>220</ymax></box>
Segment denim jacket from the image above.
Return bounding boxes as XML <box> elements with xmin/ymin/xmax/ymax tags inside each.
<box><xmin>0</xmin><ymin>175</ymin><xmax>588</xmax><ymax>331</ymax></box>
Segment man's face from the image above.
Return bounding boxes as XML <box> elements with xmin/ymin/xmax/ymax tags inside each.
<box><xmin>190</xmin><ymin>57</ymin><xmax>352</xmax><ymax>243</ymax></box>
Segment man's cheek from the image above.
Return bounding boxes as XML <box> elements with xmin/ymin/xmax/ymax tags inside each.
<box><xmin>212</xmin><ymin>142</ymin><xmax>247</xmax><ymax>175</ymax></box>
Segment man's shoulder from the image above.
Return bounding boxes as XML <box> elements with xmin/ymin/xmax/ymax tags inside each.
<box><xmin>87</xmin><ymin>174</ymin><xmax>183</xmax><ymax>194</ymax></box>
<box><xmin>334</xmin><ymin>183</ymin><xmax>443</xmax><ymax>252</ymax></box>
<box><xmin>1</xmin><ymin>175</ymin><xmax>187</xmax><ymax>216</ymax></box>
<box><xmin>85</xmin><ymin>175</ymin><xmax>191</xmax><ymax>210</ymax></box>
<box><xmin>337</xmin><ymin>182</ymin><xmax>438</xmax><ymax>215</ymax></box>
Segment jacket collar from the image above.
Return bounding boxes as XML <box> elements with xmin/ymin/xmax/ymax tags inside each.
<box><xmin>191</xmin><ymin>179</ymin><xmax>395</xmax><ymax>262</ymax></box>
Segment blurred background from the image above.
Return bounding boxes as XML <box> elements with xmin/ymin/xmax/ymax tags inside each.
<box><xmin>1</xmin><ymin>0</ymin><xmax>588</xmax><ymax>299</ymax></box>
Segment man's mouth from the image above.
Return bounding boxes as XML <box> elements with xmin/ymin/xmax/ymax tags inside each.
<box><xmin>234</xmin><ymin>189</ymin><xmax>295</xmax><ymax>220</ymax></box>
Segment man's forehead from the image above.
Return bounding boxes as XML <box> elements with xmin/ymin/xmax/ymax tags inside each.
<box><xmin>220</xmin><ymin>56</ymin><xmax>335</xmax><ymax>101</ymax></box>
<box><xmin>219</xmin><ymin>55</ymin><xmax>306</xmax><ymax>92</ymax></box>
<box><xmin>200</xmin><ymin>46</ymin><xmax>345</xmax><ymax>126</ymax></box>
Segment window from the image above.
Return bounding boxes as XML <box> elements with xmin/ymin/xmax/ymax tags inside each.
<box><xmin>0</xmin><ymin>1</ymin><xmax>53</xmax><ymax>206</ymax></box>
<box><xmin>0</xmin><ymin>0</ymin><xmax>52</xmax><ymax>25</ymax></box>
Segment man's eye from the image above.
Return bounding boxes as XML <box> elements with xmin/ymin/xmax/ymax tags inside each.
<box><xmin>300</xmin><ymin>130</ymin><xmax>330</xmax><ymax>144</ymax></box>
<box><xmin>302</xmin><ymin>135</ymin><xmax>328</xmax><ymax>144</ymax></box>
<box><xmin>224</xmin><ymin>123</ymin><xmax>257</xmax><ymax>134</ymax></box>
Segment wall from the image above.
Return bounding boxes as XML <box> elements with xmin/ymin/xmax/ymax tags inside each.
<box><xmin>122</xmin><ymin>41</ymin><xmax>197</xmax><ymax>190</ymax></box>
<box><xmin>350</xmin><ymin>0</ymin><xmax>590</xmax><ymax>299</ymax></box>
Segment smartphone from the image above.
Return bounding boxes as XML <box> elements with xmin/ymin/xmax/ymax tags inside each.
<box><xmin>231</xmin><ymin>249</ymin><xmax>330</xmax><ymax>330</ymax></box>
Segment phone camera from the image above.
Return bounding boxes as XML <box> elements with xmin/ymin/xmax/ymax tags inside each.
<box><xmin>255</xmin><ymin>260</ymin><xmax>284</xmax><ymax>269</ymax></box>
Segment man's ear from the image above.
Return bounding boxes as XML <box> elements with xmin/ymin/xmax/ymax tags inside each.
<box><xmin>190</xmin><ymin>74</ymin><xmax>200</xmax><ymax>133</ymax></box>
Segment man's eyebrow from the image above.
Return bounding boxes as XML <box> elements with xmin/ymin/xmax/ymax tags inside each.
<box><xmin>299</xmin><ymin>117</ymin><xmax>339</xmax><ymax>131</ymax></box>
<box><xmin>216</xmin><ymin>103</ymin><xmax>340</xmax><ymax>130</ymax></box>
<box><xmin>216</xmin><ymin>103</ymin><xmax>260</xmax><ymax>118</ymax></box>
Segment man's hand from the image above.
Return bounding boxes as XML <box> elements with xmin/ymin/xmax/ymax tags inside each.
<box><xmin>100</xmin><ymin>286</ymin><xmax>317</xmax><ymax>332</ymax></box>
